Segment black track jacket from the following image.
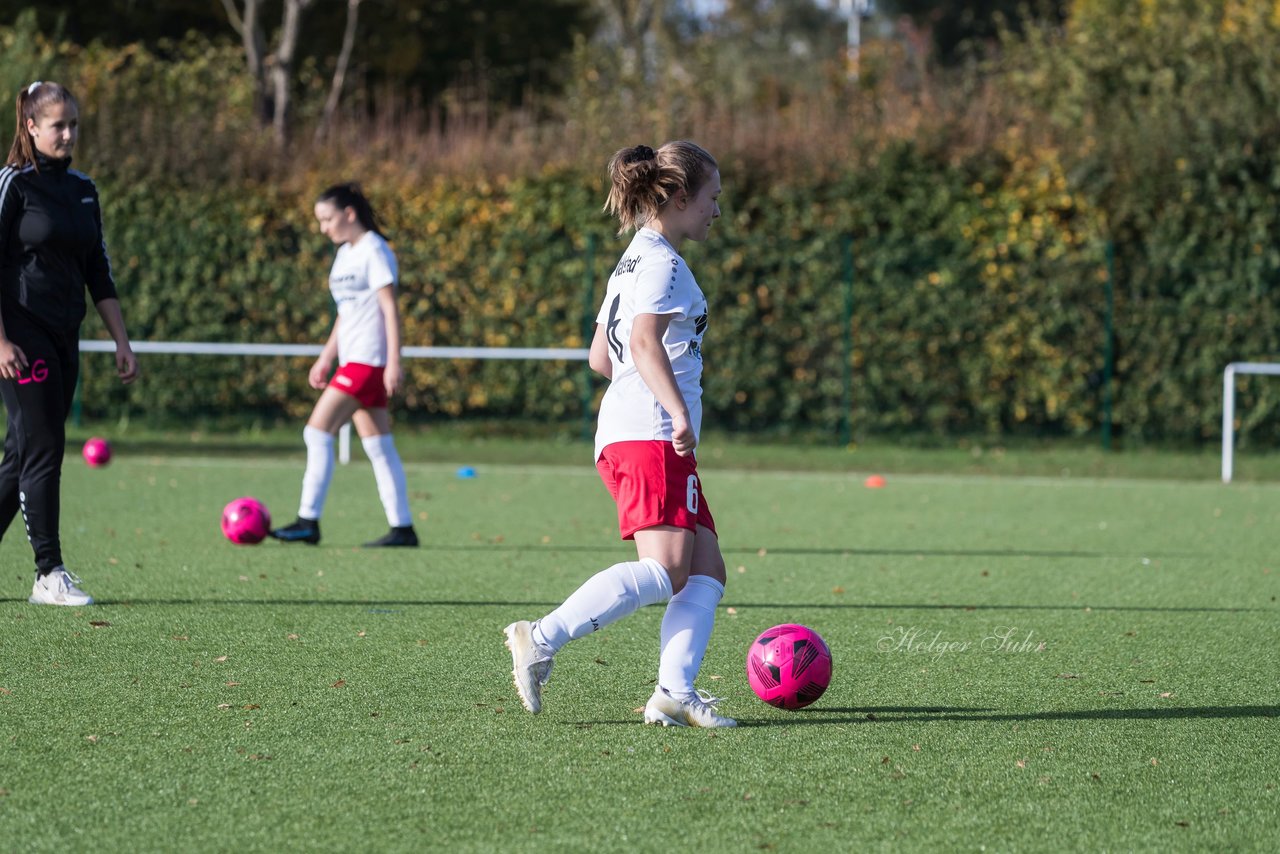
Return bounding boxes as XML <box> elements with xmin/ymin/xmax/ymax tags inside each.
<box><xmin>0</xmin><ymin>152</ymin><xmax>117</xmax><ymax>346</ymax></box>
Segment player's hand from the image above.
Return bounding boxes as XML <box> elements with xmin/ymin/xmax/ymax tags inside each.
<box><xmin>308</xmin><ymin>359</ymin><xmax>330</xmax><ymax>390</ymax></box>
<box><xmin>671</xmin><ymin>413</ymin><xmax>696</xmax><ymax>457</ymax></box>
<box><xmin>0</xmin><ymin>339</ymin><xmax>28</xmax><ymax>380</ymax></box>
<box><xmin>115</xmin><ymin>344</ymin><xmax>139</xmax><ymax>384</ymax></box>
<box><xmin>384</xmin><ymin>361</ymin><xmax>403</xmax><ymax>397</ymax></box>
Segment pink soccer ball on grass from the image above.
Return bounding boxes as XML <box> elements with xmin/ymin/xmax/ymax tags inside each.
<box><xmin>221</xmin><ymin>497</ymin><xmax>271</xmax><ymax>545</ymax></box>
<box><xmin>82</xmin><ymin>437</ymin><xmax>112</xmax><ymax>467</ymax></box>
<box><xmin>746</xmin><ymin>623</ymin><xmax>833</xmax><ymax>710</ymax></box>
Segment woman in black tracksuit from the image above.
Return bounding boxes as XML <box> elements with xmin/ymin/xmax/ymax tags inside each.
<box><xmin>0</xmin><ymin>81</ymin><xmax>139</xmax><ymax>606</ymax></box>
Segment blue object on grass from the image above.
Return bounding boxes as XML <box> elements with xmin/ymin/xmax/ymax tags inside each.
<box><xmin>457</xmin><ymin>466</ymin><xmax>477</xmax><ymax>479</ymax></box>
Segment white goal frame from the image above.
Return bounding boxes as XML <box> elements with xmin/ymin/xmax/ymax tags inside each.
<box><xmin>79</xmin><ymin>340</ymin><xmax>589</xmax><ymax>464</ymax></box>
<box><xmin>1221</xmin><ymin>361</ymin><xmax>1280</xmax><ymax>482</ymax></box>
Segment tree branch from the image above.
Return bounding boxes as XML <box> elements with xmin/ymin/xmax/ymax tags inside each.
<box><xmin>316</xmin><ymin>0</ymin><xmax>362</xmax><ymax>142</ymax></box>
<box><xmin>220</xmin><ymin>0</ymin><xmax>266</xmax><ymax>83</ymax></box>
<box><xmin>217</xmin><ymin>0</ymin><xmax>244</xmax><ymax>34</ymax></box>
<box><xmin>269</xmin><ymin>0</ymin><xmax>317</xmax><ymax>145</ymax></box>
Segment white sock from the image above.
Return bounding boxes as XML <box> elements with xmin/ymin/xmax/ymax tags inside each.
<box><xmin>361</xmin><ymin>434</ymin><xmax>412</xmax><ymax>527</ymax></box>
<box><xmin>532</xmin><ymin>558</ymin><xmax>672</xmax><ymax>654</ymax></box>
<box><xmin>298</xmin><ymin>426</ymin><xmax>334</xmax><ymax>520</ymax></box>
<box><xmin>658</xmin><ymin>575</ymin><xmax>725</xmax><ymax>696</ymax></box>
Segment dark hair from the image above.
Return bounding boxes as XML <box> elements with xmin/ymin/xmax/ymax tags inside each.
<box><xmin>7</xmin><ymin>81</ymin><xmax>78</xmax><ymax>170</ymax></box>
<box><xmin>317</xmin><ymin>183</ymin><xmax>385</xmax><ymax>238</ymax></box>
<box><xmin>604</xmin><ymin>141</ymin><xmax>718</xmax><ymax>234</ymax></box>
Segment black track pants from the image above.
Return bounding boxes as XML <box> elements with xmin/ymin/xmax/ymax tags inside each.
<box><xmin>0</xmin><ymin>328</ymin><xmax>78</xmax><ymax>574</ymax></box>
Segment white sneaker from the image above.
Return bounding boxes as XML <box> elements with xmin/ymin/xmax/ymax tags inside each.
<box><xmin>29</xmin><ymin>567</ymin><xmax>94</xmax><ymax>606</ymax></box>
<box><xmin>504</xmin><ymin>621</ymin><xmax>553</xmax><ymax>713</ymax></box>
<box><xmin>644</xmin><ymin>687</ymin><xmax>737</xmax><ymax>728</ymax></box>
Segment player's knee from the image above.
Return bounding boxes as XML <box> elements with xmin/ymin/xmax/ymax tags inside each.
<box><xmin>693</xmin><ymin>542</ymin><xmax>727</xmax><ymax>585</ymax></box>
<box><xmin>702</xmin><ymin>554</ymin><xmax>727</xmax><ymax>586</ymax></box>
<box><xmin>636</xmin><ymin>557</ymin><xmax>675</xmax><ymax>604</ymax></box>
<box><xmin>303</xmin><ymin>424</ymin><xmax>335</xmax><ymax>443</ymax></box>
<box><xmin>666</xmin><ymin>564</ymin><xmax>692</xmax><ymax>594</ymax></box>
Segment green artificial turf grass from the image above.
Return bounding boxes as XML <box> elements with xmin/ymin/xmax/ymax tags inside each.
<box><xmin>1</xmin><ymin>453</ymin><xmax>1277</xmax><ymax>852</ymax></box>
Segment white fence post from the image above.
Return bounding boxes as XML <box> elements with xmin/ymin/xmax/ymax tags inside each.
<box><xmin>1221</xmin><ymin>361</ymin><xmax>1280</xmax><ymax>484</ymax></box>
<box><xmin>1222</xmin><ymin>363</ymin><xmax>1236</xmax><ymax>483</ymax></box>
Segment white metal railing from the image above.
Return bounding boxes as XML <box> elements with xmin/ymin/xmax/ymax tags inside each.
<box><xmin>78</xmin><ymin>340</ymin><xmax>590</xmax><ymax>361</ymax></box>
<box><xmin>1221</xmin><ymin>361</ymin><xmax>1280</xmax><ymax>483</ymax></box>
<box><xmin>79</xmin><ymin>339</ymin><xmax>589</xmax><ymax>463</ymax></box>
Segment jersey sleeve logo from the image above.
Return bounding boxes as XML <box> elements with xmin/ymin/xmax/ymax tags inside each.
<box><xmin>606</xmin><ymin>294</ymin><xmax>625</xmax><ymax>361</ymax></box>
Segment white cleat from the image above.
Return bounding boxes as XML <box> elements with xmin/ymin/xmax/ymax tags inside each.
<box><xmin>504</xmin><ymin>621</ymin><xmax>553</xmax><ymax>713</ymax></box>
<box><xmin>29</xmin><ymin>567</ymin><xmax>94</xmax><ymax>606</ymax></box>
<box><xmin>644</xmin><ymin>687</ymin><xmax>737</xmax><ymax>728</ymax></box>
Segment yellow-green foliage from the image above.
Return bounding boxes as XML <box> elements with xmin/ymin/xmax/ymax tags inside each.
<box><xmin>1005</xmin><ymin>0</ymin><xmax>1280</xmax><ymax>441</ymax></box>
<box><xmin>83</xmin><ymin>173</ymin><xmax>617</xmax><ymax>425</ymax></box>
<box><xmin>81</xmin><ymin>150</ymin><xmax>1114</xmax><ymax>439</ymax></box>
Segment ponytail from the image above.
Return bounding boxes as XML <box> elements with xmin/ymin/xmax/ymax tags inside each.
<box><xmin>7</xmin><ymin>81</ymin><xmax>77</xmax><ymax>171</ymax></box>
<box><xmin>604</xmin><ymin>141</ymin><xmax>717</xmax><ymax>235</ymax></box>
<box><xmin>317</xmin><ymin>183</ymin><xmax>385</xmax><ymax>238</ymax></box>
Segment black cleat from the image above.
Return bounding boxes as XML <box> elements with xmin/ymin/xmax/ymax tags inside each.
<box><xmin>363</xmin><ymin>525</ymin><xmax>419</xmax><ymax>548</ymax></box>
<box><xmin>270</xmin><ymin>517</ymin><xmax>321</xmax><ymax>545</ymax></box>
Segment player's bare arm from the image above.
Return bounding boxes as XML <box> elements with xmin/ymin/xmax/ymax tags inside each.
<box><xmin>94</xmin><ymin>297</ymin><xmax>139</xmax><ymax>384</ymax></box>
<box><xmin>0</xmin><ymin>310</ymin><xmax>29</xmax><ymax>379</ymax></box>
<box><xmin>310</xmin><ymin>318</ymin><xmax>341</xmax><ymax>389</ymax></box>
<box><xmin>375</xmin><ymin>285</ymin><xmax>403</xmax><ymax>396</ymax></box>
<box><xmin>588</xmin><ymin>323</ymin><xmax>613</xmax><ymax>379</ymax></box>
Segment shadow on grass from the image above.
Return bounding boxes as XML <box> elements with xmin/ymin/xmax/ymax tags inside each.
<box><xmin>0</xmin><ymin>596</ymin><xmax>1264</xmax><ymax>614</ymax></box>
<box><xmin>0</xmin><ymin>597</ymin><xmax>566</xmax><ymax>608</ymax></box>
<box><xmin>416</xmin><ymin>543</ymin><xmax>1202</xmax><ymax>561</ymax></box>
<box><xmin>0</xmin><ymin>596</ymin><xmax>1265</xmax><ymax>614</ymax></box>
<box><xmin>569</xmin><ymin>704</ymin><xmax>1279</xmax><ymax>728</ymax></box>
<box><xmin>729</xmin><ymin>704</ymin><xmax>1280</xmax><ymax>727</ymax></box>
<box><xmin>734</xmin><ymin>602</ymin><xmax>1265</xmax><ymax>613</ymax></box>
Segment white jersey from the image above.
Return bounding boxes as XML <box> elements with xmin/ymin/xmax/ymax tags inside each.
<box><xmin>329</xmin><ymin>231</ymin><xmax>398</xmax><ymax>367</ymax></box>
<box><xmin>594</xmin><ymin>228</ymin><xmax>708</xmax><ymax>460</ymax></box>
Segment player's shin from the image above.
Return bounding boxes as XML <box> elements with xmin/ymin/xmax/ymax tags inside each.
<box><xmin>532</xmin><ymin>558</ymin><xmax>672</xmax><ymax>653</ymax></box>
<box><xmin>657</xmin><ymin>574</ymin><xmax>725</xmax><ymax>696</ymax></box>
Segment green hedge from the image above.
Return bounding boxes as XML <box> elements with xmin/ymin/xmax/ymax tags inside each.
<box><xmin>1031</xmin><ymin>0</ymin><xmax>1280</xmax><ymax>443</ymax></box>
<box><xmin>77</xmin><ymin>145</ymin><xmax>1108</xmax><ymax>439</ymax></box>
<box><xmin>81</xmin><ymin>133</ymin><xmax>1280</xmax><ymax>443</ymax></box>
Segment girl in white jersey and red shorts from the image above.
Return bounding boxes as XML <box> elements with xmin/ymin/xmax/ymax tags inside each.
<box><xmin>271</xmin><ymin>184</ymin><xmax>418</xmax><ymax>548</ymax></box>
<box><xmin>505</xmin><ymin>141</ymin><xmax>734</xmax><ymax>728</ymax></box>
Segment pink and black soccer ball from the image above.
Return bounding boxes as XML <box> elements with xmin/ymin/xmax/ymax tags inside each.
<box><xmin>746</xmin><ymin>623</ymin><xmax>833</xmax><ymax>710</ymax></box>
<box><xmin>82</xmin><ymin>437</ymin><xmax>112</xmax><ymax>468</ymax></box>
<box><xmin>221</xmin><ymin>497</ymin><xmax>271</xmax><ymax>545</ymax></box>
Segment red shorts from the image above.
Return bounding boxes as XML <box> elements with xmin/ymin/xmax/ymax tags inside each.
<box><xmin>330</xmin><ymin>362</ymin><xmax>388</xmax><ymax>408</ymax></box>
<box><xmin>596</xmin><ymin>440</ymin><xmax>716</xmax><ymax>540</ymax></box>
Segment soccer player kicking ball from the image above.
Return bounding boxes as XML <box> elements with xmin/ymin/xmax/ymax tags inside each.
<box><xmin>505</xmin><ymin>141</ymin><xmax>734</xmax><ymax>728</ymax></box>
